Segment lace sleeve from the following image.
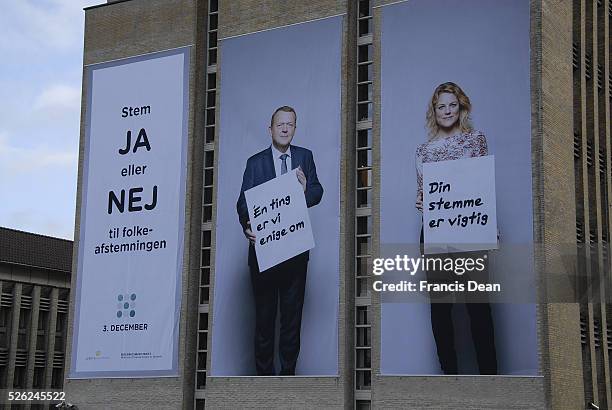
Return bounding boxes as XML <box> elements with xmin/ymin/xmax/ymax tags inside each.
<box><xmin>473</xmin><ymin>130</ymin><xmax>488</xmax><ymax>156</ymax></box>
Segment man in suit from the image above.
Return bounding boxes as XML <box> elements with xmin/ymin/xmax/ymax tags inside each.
<box><xmin>236</xmin><ymin>105</ymin><xmax>323</xmax><ymax>376</ymax></box>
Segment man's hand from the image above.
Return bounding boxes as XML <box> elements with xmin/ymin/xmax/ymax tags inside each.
<box><xmin>244</xmin><ymin>221</ymin><xmax>256</xmax><ymax>244</ymax></box>
<box><xmin>296</xmin><ymin>166</ymin><xmax>306</xmax><ymax>192</ymax></box>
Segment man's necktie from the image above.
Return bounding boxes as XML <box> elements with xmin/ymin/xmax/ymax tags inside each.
<box><xmin>280</xmin><ymin>154</ymin><xmax>288</xmax><ymax>175</ymax></box>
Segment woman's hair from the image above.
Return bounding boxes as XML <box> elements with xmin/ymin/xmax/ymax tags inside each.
<box><xmin>425</xmin><ymin>82</ymin><xmax>473</xmax><ymax>139</ymax></box>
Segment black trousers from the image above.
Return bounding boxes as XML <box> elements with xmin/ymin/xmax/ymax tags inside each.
<box><xmin>430</xmin><ymin>302</ymin><xmax>497</xmax><ymax>375</ymax></box>
<box><xmin>420</xmin><ymin>229</ymin><xmax>498</xmax><ymax>375</ymax></box>
<box><xmin>250</xmin><ymin>255</ymin><xmax>308</xmax><ymax>376</ymax></box>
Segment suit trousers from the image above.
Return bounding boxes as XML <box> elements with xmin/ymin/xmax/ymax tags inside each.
<box><xmin>250</xmin><ymin>255</ymin><xmax>308</xmax><ymax>376</ymax></box>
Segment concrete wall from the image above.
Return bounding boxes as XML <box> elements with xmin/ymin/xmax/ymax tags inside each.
<box><xmin>0</xmin><ymin>264</ymin><xmax>70</xmax><ymax>289</ymax></box>
<box><xmin>537</xmin><ymin>0</ymin><xmax>585</xmax><ymax>408</ymax></box>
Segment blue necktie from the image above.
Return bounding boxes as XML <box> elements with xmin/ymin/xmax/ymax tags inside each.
<box><xmin>280</xmin><ymin>154</ymin><xmax>288</xmax><ymax>175</ymax></box>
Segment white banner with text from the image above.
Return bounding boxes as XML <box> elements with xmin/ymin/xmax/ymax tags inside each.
<box><xmin>70</xmin><ymin>48</ymin><xmax>189</xmax><ymax>378</ymax></box>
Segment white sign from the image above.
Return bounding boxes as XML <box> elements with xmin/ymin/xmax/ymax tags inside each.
<box><xmin>423</xmin><ymin>156</ymin><xmax>498</xmax><ymax>254</ymax></box>
<box><xmin>70</xmin><ymin>48</ymin><xmax>189</xmax><ymax>378</ymax></box>
<box><xmin>245</xmin><ymin>169</ymin><xmax>315</xmax><ymax>272</ymax></box>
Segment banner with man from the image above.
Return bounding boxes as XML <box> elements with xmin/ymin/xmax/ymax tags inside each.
<box><xmin>211</xmin><ymin>16</ymin><xmax>341</xmax><ymax>377</ymax></box>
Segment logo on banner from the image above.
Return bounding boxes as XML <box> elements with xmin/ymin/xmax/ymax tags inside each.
<box><xmin>116</xmin><ymin>293</ymin><xmax>137</xmax><ymax>318</ymax></box>
<box><xmin>86</xmin><ymin>350</ymin><xmax>110</xmax><ymax>361</ymax></box>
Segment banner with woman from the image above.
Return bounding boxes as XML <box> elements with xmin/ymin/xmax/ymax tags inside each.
<box><xmin>379</xmin><ymin>0</ymin><xmax>538</xmax><ymax>375</ymax></box>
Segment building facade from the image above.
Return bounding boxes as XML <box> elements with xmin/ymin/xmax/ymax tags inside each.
<box><xmin>64</xmin><ymin>0</ymin><xmax>611</xmax><ymax>409</ymax></box>
<box><xmin>0</xmin><ymin>227</ymin><xmax>71</xmax><ymax>406</ymax></box>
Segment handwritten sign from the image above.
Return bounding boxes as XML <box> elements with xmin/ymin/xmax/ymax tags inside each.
<box><xmin>423</xmin><ymin>155</ymin><xmax>498</xmax><ymax>254</ymax></box>
<box><xmin>245</xmin><ymin>169</ymin><xmax>315</xmax><ymax>271</ymax></box>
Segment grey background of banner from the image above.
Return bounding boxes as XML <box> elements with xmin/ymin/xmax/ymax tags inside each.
<box><xmin>211</xmin><ymin>16</ymin><xmax>342</xmax><ymax>376</ymax></box>
<box><xmin>379</xmin><ymin>0</ymin><xmax>538</xmax><ymax>375</ymax></box>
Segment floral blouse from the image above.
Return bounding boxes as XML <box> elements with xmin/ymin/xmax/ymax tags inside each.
<box><xmin>415</xmin><ymin>130</ymin><xmax>488</xmax><ymax>210</ymax></box>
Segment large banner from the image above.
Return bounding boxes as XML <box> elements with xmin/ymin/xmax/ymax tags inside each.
<box><xmin>70</xmin><ymin>48</ymin><xmax>189</xmax><ymax>378</ymax></box>
<box><xmin>379</xmin><ymin>0</ymin><xmax>538</xmax><ymax>375</ymax></box>
<box><xmin>211</xmin><ymin>17</ymin><xmax>341</xmax><ymax>376</ymax></box>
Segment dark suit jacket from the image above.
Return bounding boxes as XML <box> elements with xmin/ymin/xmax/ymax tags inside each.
<box><xmin>236</xmin><ymin>145</ymin><xmax>324</xmax><ymax>268</ymax></box>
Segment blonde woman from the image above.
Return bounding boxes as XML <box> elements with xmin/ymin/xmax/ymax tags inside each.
<box><xmin>415</xmin><ymin>82</ymin><xmax>487</xmax><ymax>211</ymax></box>
<box><xmin>416</xmin><ymin>82</ymin><xmax>497</xmax><ymax>375</ymax></box>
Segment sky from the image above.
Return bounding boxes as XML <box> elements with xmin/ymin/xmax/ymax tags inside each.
<box><xmin>0</xmin><ymin>0</ymin><xmax>102</xmax><ymax>240</ymax></box>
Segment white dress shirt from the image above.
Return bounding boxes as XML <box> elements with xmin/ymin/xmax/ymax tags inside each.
<box><xmin>271</xmin><ymin>144</ymin><xmax>292</xmax><ymax>178</ymax></box>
